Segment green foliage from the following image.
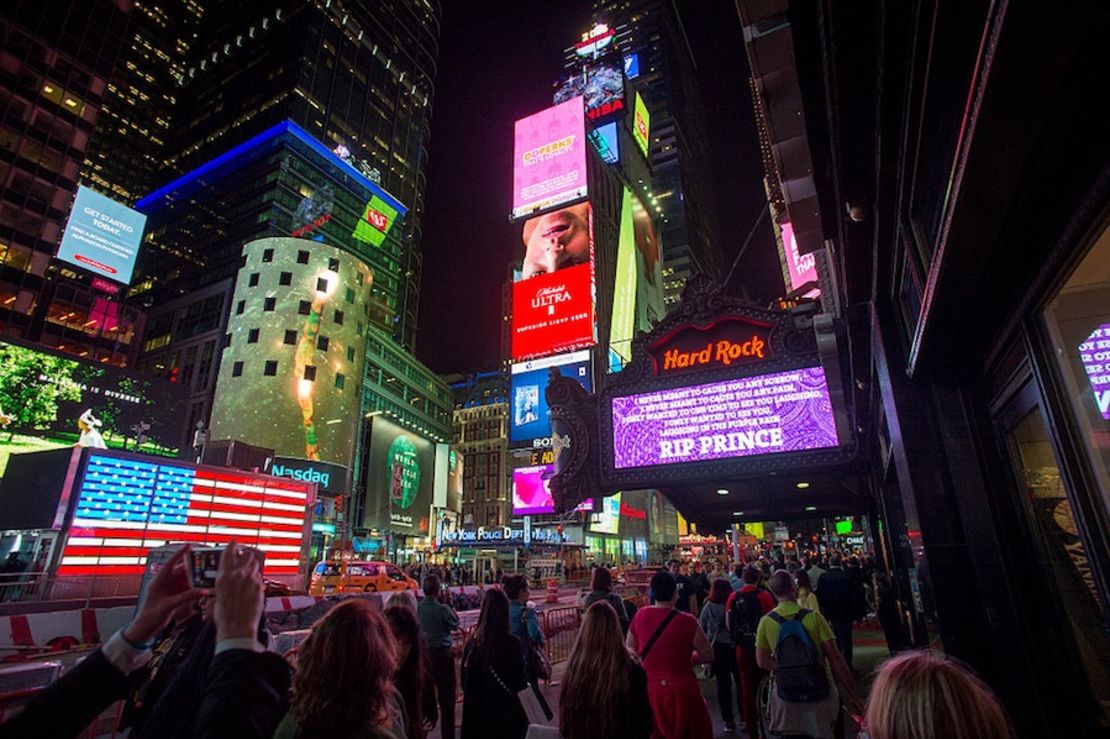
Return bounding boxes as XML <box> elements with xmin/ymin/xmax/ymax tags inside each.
<box><xmin>0</xmin><ymin>345</ymin><xmax>83</xmax><ymax>431</ymax></box>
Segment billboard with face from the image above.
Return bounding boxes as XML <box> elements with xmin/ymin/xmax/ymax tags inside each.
<box><xmin>632</xmin><ymin>92</ymin><xmax>651</xmax><ymax>158</ymax></box>
<box><xmin>610</xmin><ymin>366</ymin><xmax>840</xmax><ymax>469</ymax></box>
<box><xmin>0</xmin><ymin>338</ymin><xmax>187</xmax><ymax>479</ymax></box>
<box><xmin>363</xmin><ymin>416</ymin><xmax>435</xmax><ymax>535</ymax></box>
<box><xmin>56</xmin><ymin>186</ymin><xmax>147</xmax><ymax>284</ymax></box>
<box><xmin>511</xmin><ymin>203</ymin><xmax>595</xmax><ymax>360</ymax></box>
<box><xmin>510</xmin><ymin>350</ymin><xmax>592</xmax><ymax>447</ymax></box>
<box><xmin>512</xmin><ymin>97</ymin><xmax>588</xmax><ymax>220</ymax></box>
<box><xmin>554</xmin><ymin>60</ymin><xmax>626</xmax><ymax>124</ymax></box>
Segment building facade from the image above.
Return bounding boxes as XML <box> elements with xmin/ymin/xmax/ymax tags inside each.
<box><xmin>449</xmin><ymin>372</ymin><xmax>511</xmax><ymax>528</ymax></box>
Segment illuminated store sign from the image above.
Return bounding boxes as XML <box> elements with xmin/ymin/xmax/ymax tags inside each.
<box><xmin>56</xmin><ymin>186</ymin><xmax>147</xmax><ymax>284</ymax></box>
<box><xmin>648</xmin><ymin>318</ymin><xmax>773</xmax><ymax>376</ymax></box>
<box><xmin>512</xmin><ymin>98</ymin><xmax>588</xmax><ymax>220</ymax></box>
<box><xmin>269</xmin><ymin>456</ymin><xmax>348</xmax><ymax>497</ymax></box>
<box><xmin>610</xmin><ymin>366</ymin><xmax>839</xmax><ymax>469</ymax></box>
<box><xmin>59</xmin><ymin>452</ymin><xmax>313</xmax><ymax>576</ymax></box>
<box><xmin>440</xmin><ymin>525</ymin><xmax>526</xmax><ymax>546</ymax></box>
<box><xmin>575</xmin><ymin>23</ymin><xmax>614</xmax><ymax>58</ymax></box>
<box><xmin>1079</xmin><ymin>323</ymin><xmax>1110</xmax><ymax>419</ymax></box>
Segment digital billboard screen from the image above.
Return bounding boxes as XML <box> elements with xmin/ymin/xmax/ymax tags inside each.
<box><xmin>352</xmin><ymin>194</ymin><xmax>401</xmax><ymax>247</ymax></box>
<box><xmin>510</xmin><ymin>350</ymin><xmax>592</xmax><ymax>447</ymax></box>
<box><xmin>590</xmin><ymin>492</ymin><xmax>621</xmax><ymax>534</ymax></box>
<box><xmin>363</xmin><ymin>417</ymin><xmax>435</xmax><ymax>535</ymax></box>
<box><xmin>0</xmin><ymin>338</ymin><xmax>187</xmax><ymax>480</ymax></box>
<box><xmin>1079</xmin><ymin>323</ymin><xmax>1110</xmax><ymax>419</ymax></box>
<box><xmin>511</xmin><ymin>202</ymin><xmax>595</xmax><ymax>360</ymax></box>
<box><xmin>779</xmin><ymin>221</ymin><xmax>819</xmax><ymax>296</ymax></box>
<box><xmin>632</xmin><ymin>92</ymin><xmax>651</xmax><ymax>158</ymax></box>
<box><xmin>512</xmin><ymin>97</ymin><xmax>588</xmax><ymax>220</ymax></box>
<box><xmin>59</xmin><ymin>451</ymin><xmax>313</xmax><ymax>576</ymax></box>
<box><xmin>56</xmin><ymin>186</ymin><xmax>147</xmax><ymax>284</ymax></box>
<box><xmin>610</xmin><ymin>190</ymin><xmax>638</xmax><ymax>370</ymax></box>
<box><xmin>610</xmin><ymin>366</ymin><xmax>839</xmax><ymax>469</ymax></box>
<box><xmin>554</xmin><ymin>60</ymin><xmax>626</xmax><ymax>123</ymax></box>
<box><xmin>512</xmin><ymin>463</ymin><xmax>592</xmax><ymax>515</ymax></box>
<box><xmin>588</xmin><ymin>122</ymin><xmax>620</xmax><ymax>165</ymax></box>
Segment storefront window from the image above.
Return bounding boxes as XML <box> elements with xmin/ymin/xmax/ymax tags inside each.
<box><xmin>1040</xmin><ymin>221</ymin><xmax>1110</xmax><ymax>722</ymax></box>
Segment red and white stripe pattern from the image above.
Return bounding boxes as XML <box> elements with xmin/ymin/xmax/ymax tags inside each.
<box><xmin>59</xmin><ymin>454</ymin><xmax>313</xmax><ymax>576</ymax></box>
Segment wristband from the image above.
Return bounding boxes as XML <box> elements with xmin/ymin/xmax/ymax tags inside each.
<box><xmin>120</xmin><ymin>626</ymin><xmax>155</xmax><ymax>651</ymax></box>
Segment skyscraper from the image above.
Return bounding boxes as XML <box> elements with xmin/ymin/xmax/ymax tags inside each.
<box><xmin>135</xmin><ymin>0</ymin><xmax>441</xmax><ymax>351</ymax></box>
<box><xmin>567</xmin><ymin>0</ymin><xmax>724</xmax><ymax>306</ymax></box>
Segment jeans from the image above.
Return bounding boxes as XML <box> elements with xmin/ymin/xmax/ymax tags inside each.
<box><xmin>428</xmin><ymin>645</ymin><xmax>456</xmax><ymax>739</ymax></box>
<box><xmin>736</xmin><ymin>644</ymin><xmax>764</xmax><ymax>739</ymax></box>
<box><xmin>830</xmin><ymin>619</ymin><xmax>854</xmax><ymax>669</ymax></box>
<box><xmin>712</xmin><ymin>641</ymin><xmax>742</xmax><ymax>723</ymax></box>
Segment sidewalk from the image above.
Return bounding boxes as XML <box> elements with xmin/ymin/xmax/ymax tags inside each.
<box><xmin>430</xmin><ymin>627</ymin><xmax>891</xmax><ymax>738</ymax></box>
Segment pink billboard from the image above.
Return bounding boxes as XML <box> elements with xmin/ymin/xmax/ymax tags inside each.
<box><xmin>512</xmin><ymin>97</ymin><xmax>588</xmax><ymax>220</ymax></box>
<box><xmin>781</xmin><ymin>221</ymin><xmax>819</xmax><ymax>297</ymax></box>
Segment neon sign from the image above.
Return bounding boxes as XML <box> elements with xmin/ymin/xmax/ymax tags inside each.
<box><xmin>575</xmin><ymin>23</ymin><xmax>614</xmax><ymax>58</ymax></box>
<box><xmin>365</xmin><ymin>208</ymin><xmax>388</xmax><ymax>231</ymax></box>
<box><xmin>649</xmin><ymin>317</ymin><xmax>773</xmax><ymax>376</ymax></box>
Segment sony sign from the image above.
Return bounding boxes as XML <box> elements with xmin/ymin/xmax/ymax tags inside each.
<box><xmin>268</xmin><ymin>456</ymin><xmax>348</xmax><ymax>497</ymax></box>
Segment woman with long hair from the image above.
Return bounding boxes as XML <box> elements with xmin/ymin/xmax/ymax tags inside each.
<box><xmin>626</xmin><ymin>570</ymin><xmax>714</xmax><ymax>738</ymax></box>
<box><xmin>795</xmin><ymin>569</ymin><xmax>820</xmax><ymax>614</ymax></box>
<box><xmin>699</xmin><ymin>578</ymin><xmax>742</xmax><ymax>733</ymax></box>
<box><xmin>864</xmin><ymin>651</ymin><xmax>1012</xmax><ymax>739</ymax></box>
<box><xmin>385</xmin><ymin>605</ymin><xmax>437</xmax><ymax>739</ymax></box>
<box><xmin>560</xmin><ymin>601</ymin><xmax>652</xmax><ymax>739</ymax></box>
<box><xmin>274</xmin><ymin>599</ymin><xmax>406</xmax><ymax>738</ymax></box>
<box><xmin>460</xmin><ymin>588</ymin><xmax>528</xmax><ymax>739</ymax></box>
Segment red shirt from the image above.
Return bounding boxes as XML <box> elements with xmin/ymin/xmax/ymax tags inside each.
<box><xmin>725</xmin><ymin>584</ymin><xmax>776</xmax><ymax>618</ymax></box>
<box><xmin>629</xmin><ymin>606</ymin><xmax>700</xmax><ymax>679</ymax></box>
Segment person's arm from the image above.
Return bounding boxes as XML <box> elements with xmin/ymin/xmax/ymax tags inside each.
<box><xmin>444</xmin><ymin>603</ymin><xmax>459</xmax><ymax>631</ymax></box>
<box><xmin>756</xmin><ymin>647</ymin><xmax>775</xmax><ymax>671</ymax></box>
<box><xmin>821</xmin><ymin>639</ymin><xmax>863</xmax><ymax>715</ymax></box>
<box><xmin>691</xmin><ymin>620</ymin><xmax>714</xmax><ymax>664</ymax></box>
<box><xmin>527</xmin><ymin>607</ymin><xmax>544</xmax><ymax>645</ymax></box>
<box><xmin>0</xmin><ymin>545</ymin><xmax>204</xmax><ymax>738</ymax></box>
<box><xmin>193</xmin><ymin>541</ymin><xmax>292</xmax><ymax>739</ymax></box>
<box><xmin>626</xmin><ymin>619</ymin><xmax>640</xmax><ymax>653</ymax></box>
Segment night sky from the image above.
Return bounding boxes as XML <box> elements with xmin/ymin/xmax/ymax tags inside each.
<box><xmin>415</xmin><ymin>0</ymin><xmax>779</xmax><ymax>374</ymax></box>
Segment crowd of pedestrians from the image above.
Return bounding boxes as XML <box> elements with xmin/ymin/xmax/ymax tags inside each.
<box><xmin>0</xmin><ymin>546</ymin><xmax>1015</xmax><ymax>739</ymax></box>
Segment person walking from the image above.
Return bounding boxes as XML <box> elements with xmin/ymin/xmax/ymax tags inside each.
<box><xmin>795</xmin><ymin>570</ymin><xmax>821</xmax><ymax>614</ymax></box>
<box><xmin>417</xmin><ymin>574</ymin><xmax>459</xmax><ymax>739</ymax></box>
<box><xmin>863</xmin><ymin>651</ymin><xmax>1012</xmax><ymax>739</ymax></box>
<box><xmin>729</xmin><ymin>564</ymin><xmax>745</xmax><ymax>592</ymax></box>
<box><xmin>806</xmin><ymin>556</ymin><xmax>826</xmax><ymax>591</ymax></box>
<box><xmin>583</xmin><ymin>566</ymin><xmax>630</xmax><ymax>633</ymax></box>
<box><xmin>699</xmin><ymin>578</ymin><xmax>742</xmax><ymax>733</ymax></box>
<box><xmin>503</xmin><ymin>574</ymin><xmax>546</xmax><ymax>682</ymax></box>
<box><xmin>755</xmin><ymin>571</ymin><xmax>864</xmax><ymax>739</ymax></box>
<box><xmin>273</xmin><ymin>599</ymin><xmax>407</xmax><ymax>738</ymax></box>
<box><xmin>726</xmin><ymin>565</ymin><xmax>776</xmax><ymax>739</ymax></box>
<box><xmin>668</xmin><ymin>561</ymin><xmax>697</xmax><ymax>614</ymax></box>
<box><xmin>626</xmin><ymin>570</ymin><xmax>714</xmax><ymax>739</ymax></box>
<box><xmin>815</xmin><ymin>553</ymin><xmax>864</xmax><ymax>670</ymax></box>
<box><xmin>560</xmin><ymin>601</ymin><xmax>653</xmax><ymax>739</ymax></box>
<box><xmin>460</xmin><ymin>588</ymin><xmax>529</xmax><ymax>739</ymax></box>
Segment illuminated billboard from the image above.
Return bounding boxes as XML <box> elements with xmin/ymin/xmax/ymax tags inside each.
<box><xmin>779</xmin><ymin>221</ymin><xmax>819</xmax><ymax>296</ymax></box>
<box><xmin>623</xmin><ymin>54</ymin><xmax>640</xmax><ymax>79</ymax></box>
<box><xmin>512</xmin><ymin>97</ymin><xmax>588</xmax><ymax>220</ymax></box>
<box><xmin>58</xmin><ymin>451</ymin><xmax>313</xmax><ymax>576</ymax></box>
<box><xmin>610</xmin><ymin>366</ymin><xmax>839</xmax><ymax>469</ymax></box>
<box><xmin>0</xmin><ymin>338</ymin><xmax>186</xmax><ymax>479</ymax></box>
<box><xmin>590</xmin><ymin>492</ymin><xmax>621</xmax><ymax>534</ymax></box>
<box><xmin>632</xmin><ymin>92</ymin><xmax>651</xmax><ymax>158</ymax></box>
<box><xmin>269</xmin><ymin>456</ymin><xmax>347</xmax><ymax>497</ymax></box>
<box><xmin>1079</xmin><ymin>323</ymin><xmax>1110</xmax><ymax>419</ymax></box>
<box><xmin>209</xmin><ymin>238</ymin><xmax>371</xmax><ymax>466</ymax></box>
<box><xmin>554</xmin><ymin>60</ymin><xmax>626</xmax><ymax>123</ymax></box>
<box><xmin>632</xmin><ymin>191</ymin><xmax>665</xmax><ymax>331</ymax></box>
<box><xmin>352</xmin><ymin>194</ymin><xmax>401</xmax><ymax>247</ymax></box>
<box><xmin>56</xmin><ymin>186</ymin><xmax>147</xmax><ymax>284</ymax></box>
<box><xmin>512</xmin><ymin>463</ymin><xmax>592</xmax><ymax>515</ymax></box>
<box><xmin>610</xmin><ymin>190</ymin><xmax>638</xmax><ymax>370</ymax></box>
<box><xmin>510</xmin><ymin>350</ymin><xmax>592</xmax><ymax>447</ymax></box>
<box><xmin>588</xmin><ymin>122</ymin><xmax>620</xmax><ymax>165</ymax></box>
<box><xmin>363</xmin><ymin>416</ymin><xmax>435</xmax><ymax>535</ymax></box>
<box><xmin>511</xmin><ymin>203</ymin><xmax>595</xmax><ymax>360</ymax></box>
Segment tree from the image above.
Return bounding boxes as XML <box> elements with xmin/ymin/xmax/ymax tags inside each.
<box><xmin>0</xmin><ymin>345</ymin><xmax>84</xmax><ymax>440</ymax></box>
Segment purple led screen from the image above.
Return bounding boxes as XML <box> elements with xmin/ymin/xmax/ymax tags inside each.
<box><xmin>610</xmin><ymin>366</ymin><xmax>839</xmax><ymax>469</ymax></box>
<box><xmin>1078</xmin><ymin>323</ymin><xmax>1110</xmax><ymax>419</ymax></box>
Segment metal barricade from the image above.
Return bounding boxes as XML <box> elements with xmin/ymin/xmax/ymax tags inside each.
<box><xmin>540</xmin><ymin>606</ymin><xmax>581</xmax><ymax>665</ymax></box>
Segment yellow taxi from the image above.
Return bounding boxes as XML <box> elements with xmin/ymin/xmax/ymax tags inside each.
<box><xmin>308</xmin><ymin>559</ymin><xmax>419</xmax><ymax>595</ymax></box>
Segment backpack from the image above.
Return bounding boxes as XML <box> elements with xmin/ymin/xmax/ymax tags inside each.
<box><xmin>769</xmin><ymin>609</ymin><xmax>830</xmax><ymax>702</ymax></box>
<box><xmin>728</xmin><ymin>589</ymin><xmax>763</xmax><ymax>646</ymax></box>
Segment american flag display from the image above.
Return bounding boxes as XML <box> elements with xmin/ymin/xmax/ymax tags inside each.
<box><xmin>59</xmin><ymin>453</ymin><xmax>314</xmax><ymax>576</ymax></box>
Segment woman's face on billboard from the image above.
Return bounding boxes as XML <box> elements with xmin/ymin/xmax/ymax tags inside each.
<box><xmin>521</xmin><ymin>204</ymin><xmax>590</xmax><ymax>279</ymax></box>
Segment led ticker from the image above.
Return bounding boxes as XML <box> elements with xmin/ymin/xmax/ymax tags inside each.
<box><xmin>610</xmin><ymin>366</ymin><xmax>839</xmax><ymax>469</ymax></box>
<box><xmin>59</xmin><ymin>453</ymin><xmax>313</xmax><ymax>576</ymax></box>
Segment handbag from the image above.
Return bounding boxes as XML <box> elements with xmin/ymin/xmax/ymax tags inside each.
<box><xmin>522</xmin><ymin>607</ymin><xmax>552</xmax><ymax>681</ymax></box>
<box><xmin>489</xmin><ymin>664</ymin><xmax>553</xmax><ymax>726</ymax></box>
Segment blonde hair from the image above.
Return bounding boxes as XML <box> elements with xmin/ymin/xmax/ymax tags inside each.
<box><xmin>865</xmin><ymin>651</ymin><xmax>1011</xmax><ymax>739</ymax></box>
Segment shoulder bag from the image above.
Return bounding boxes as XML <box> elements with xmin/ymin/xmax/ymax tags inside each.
<box><xmin>639</xmin><ymin>608</ymin><xmax>679</xmax><ymax>660</ymax></box>
<box><xmin>521</xmin><ymin>607</ymin><xmax>552</xmax><ymax>681</ymax></box>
